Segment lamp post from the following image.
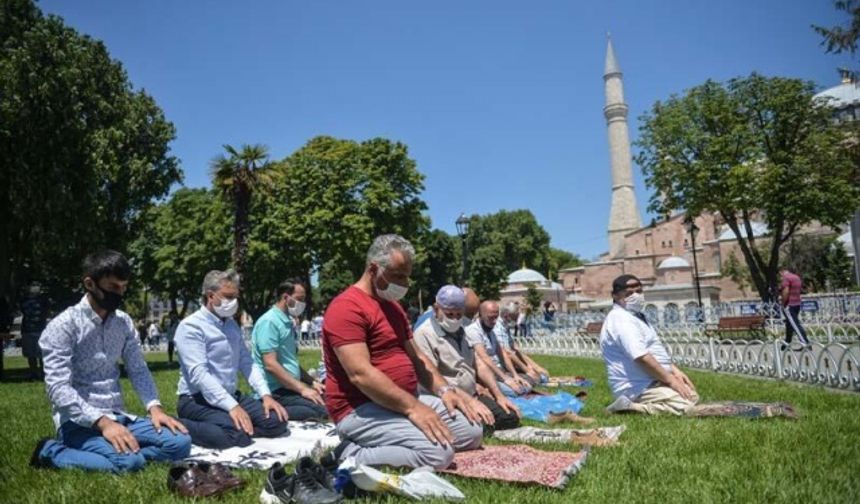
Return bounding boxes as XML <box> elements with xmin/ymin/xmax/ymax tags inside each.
<box><xmin>685</xmin><ymin>216</ymin><xmax>704</xmax><ymax>320</ymax></box>
<box><xmin>456</xmin><ymin>213</ymin><xmax>470</xmax><ymax>281</ymax></box>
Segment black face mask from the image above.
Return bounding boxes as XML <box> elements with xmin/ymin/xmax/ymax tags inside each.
<box><xmin>87</xmin><ymin>284</ymin><xmax>123</xmax><ymax>312</ymax></box>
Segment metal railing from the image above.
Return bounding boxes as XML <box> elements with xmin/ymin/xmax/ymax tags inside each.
<box><xmin>516</xmin><ymin>328</ymin><xmax>860</xmax><ymax>392</ymax></box>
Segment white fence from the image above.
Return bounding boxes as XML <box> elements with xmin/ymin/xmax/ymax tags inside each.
<box><xmin>516</xmin><ymin>328</ymin><xmax>860</xmax><ymax>392</ymax></box>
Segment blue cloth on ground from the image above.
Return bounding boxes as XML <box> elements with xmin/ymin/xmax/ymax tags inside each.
<box><xmin>511</xmin><ymin>392</ymin><xmax>585</xmax><ymax>423</ymax></box>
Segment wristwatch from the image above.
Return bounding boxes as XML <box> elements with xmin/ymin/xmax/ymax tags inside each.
<box><xmin>436</xmin><ymin>385</ymin><xmax>456</xmax><ymax>397</ymax></box>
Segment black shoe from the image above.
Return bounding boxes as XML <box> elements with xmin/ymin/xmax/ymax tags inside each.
<box><xmin>260</xmin><ymin>462</ymin><xmax>293</xmax><ymax>504</ymax></box>
<box><xmin>318</xmin><ymin>439</ymin><xmax>350</xmax><ymax>472</ymax></box>
<box><xmin>293</xmin><ymin>457</ymin><xmax>342</xmax><ymax>504</ymax></box>
<box><xmin>29</xmin><ymin>437</ymin><xmax>53</xmax><ymax>469</ymax></box>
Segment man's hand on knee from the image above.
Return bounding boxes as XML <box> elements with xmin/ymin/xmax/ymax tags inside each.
<box><xmin>96</xmin><ymin>416</ymin><xmax>139</xmax><ymax>454</ymax></box>
<box><xmin>406</xmin><ymin>401</ymin><xmax>453</xmax><ymax>446</ymax></box>
<box><xmin>229</xmin><ymin>405</ymin><xmax>254</xmax><ymax>435</ymax></box>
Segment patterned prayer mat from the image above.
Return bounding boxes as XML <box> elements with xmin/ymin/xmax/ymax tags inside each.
<box><xmin>687</xmin><ymin>401</ymin><xmax>798</xmax><ymax>419</ymax></box>
<box><xmin>185</xmin><ymin>421</ymin><xmax>340</xmax><ymax>469</ymax></box>
<box><xmin>493</xmin><ymin>425</ymin><xmax>626</xmax><ymax>447</ymax></box>
<box><xmin>440</xmin><ymin>444</ymin><xmax>588</xmax><ymax>489</ymax></box>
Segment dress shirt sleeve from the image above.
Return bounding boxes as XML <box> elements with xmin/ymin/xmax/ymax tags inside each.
<box><xmin>120</xmin><ymin>317</ymin><xmax>161</xmax><ymax>412</ymax></box>
<box><xmin>175</xmin><ymin>320</ymin><xmax>238</xmax><ymax>411</ymax></box>
<box><xmin>40</xmin><ymin>318</ymin><xmax>106</xmax><ymax>427</ymax></box>
<box><xmin>615</xmin><ymin>317</ymin><xmax>649</xmax><ymax>360</ymax></box>
<box><xmin>239</xmin><ymin>326</ymin><xmax>271</xmax><ymax>397</ymax></box>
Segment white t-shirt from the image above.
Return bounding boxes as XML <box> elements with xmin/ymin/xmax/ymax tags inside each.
<box><xmin>464</xmin><ymin>321</ymin><xmax>504</xmax><ymax>369</ymax></box>
<box><xmin>300</xmin><ymin>320</ymin><xmax>311</xmax><ymax>333</ymax></box>
<box><xmin>599</xmin><ymin>304</ymin><xmax>672</xmax><ymax>400</ymax></box>
<box><xmin>147</xmin><ymin>323</ymin><xmax>160</xmax><ymax>338</ymax></box>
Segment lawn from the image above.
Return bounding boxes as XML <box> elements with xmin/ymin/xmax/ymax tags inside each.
<box><xmin>1</xmin><ymin>351</ymin><xmax>858</xmax><ymax>503</ymax></box>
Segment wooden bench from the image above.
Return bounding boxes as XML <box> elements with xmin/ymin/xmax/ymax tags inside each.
<box><xmin>707</xmin><ymin>315</ymin><xmax>766</xmax><ymax>339</ymax></box>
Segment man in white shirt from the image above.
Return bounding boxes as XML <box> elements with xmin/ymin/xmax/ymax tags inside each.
<box><xmin>147</xmin><ymin>322</ymin><xmax>161</xmax><ymax>350</ymax></box>
<box><xmin>600</xmin><ymin>274</ymin><xmax>698</xmax><ymax>415</ymax></box>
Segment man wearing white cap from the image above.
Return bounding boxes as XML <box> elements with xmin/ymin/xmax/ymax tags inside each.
<box><xmin>413</xmin><ymin>285</ymin><xmax>520</xmax><ymax>433</ymax></box>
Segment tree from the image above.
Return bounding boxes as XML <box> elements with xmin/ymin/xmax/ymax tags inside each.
<box><xmin>0</xmin><ymin>0</ymin><xmax>182</xmax><ymax>309</ymax></box>
<box><xmin>273</xmin><ymin>136</ymin><xmax>429</xmax><ymax>310</ymax></box>
<box><xmin>524</xmin><ymin>283</ymin><xmax>543</xmax><ymax>315</ymax></box>
<box><xmin>548</xmin><ymin>247</ymin><xmax>583</xmax><ymax>279</ymax></box>
<box><xmin>130</xmin><ymin>188</ymin><xmax>230</xmax><ymax>317</ymax></box>
<box><xmin>813</xmin><ymin>1</ymin><xmax>860</xmax><ymax>55</ymax></box>
<box><xmin>210</xmin><ymin>144</ymin><xmax>275</xmax><ymax>287</ymax></box>
<box><xmin>462</xmin><ymin>210</ymin><xmax>552</xmax><ymax>299</ymax></box>
<box><xmin>637</xmin><ymin>74</ymin><xmax>859</xmax><ymax>301</ymax></box>
<box><xmin>412</xmin><ymin>229</ymin><xmax>459</xmax><ymax>306</ymax></box>
<box><xmin>783</xmin><ymin>235</ymin><xmax>855</xmax><ymax>292</ymax></box>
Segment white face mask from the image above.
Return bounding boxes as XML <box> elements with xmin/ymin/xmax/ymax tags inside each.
<box><xmin>375</xmin><ymin>268</ymin><xmax>408</xmax><ymax>302</ymax></box>
<box><xmin>288</xmin><ymin>299</ymin><xmax>306</xmax><ymax>317</ymax></box>
<box><xmin>213</xmin><ymin>296</ymin><xmax>238</xmax><ymax>318</ymax></box>
<box><xmin>438</xmin><ymin>315</ymin><xmax>462</xmax><ymax>333</ymax></box>
<box><xmin>624</xmin><ymin>292</ymin><xmax>645</xmax><ymax>313</ymax></box>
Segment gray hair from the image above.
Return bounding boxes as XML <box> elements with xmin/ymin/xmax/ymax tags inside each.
<box><xmin>201</xmin><ymin>269</ymin><xmax>240</xmax><ymax>301</ymax></box>
<box><xmin>366</xmin><ymin>234</ymin><xmax>415</xmax><ymax>268</ymax></box>
<box><xmin>500</xmin><ymin>301</ymin><xmax>519</xmax><ymax>316</ymax></box>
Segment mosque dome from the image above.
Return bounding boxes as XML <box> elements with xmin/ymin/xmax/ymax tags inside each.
<box><xmin>658</xmin><ymin>256</ymin><xmax>691</xmax><ymax>269</ymax></box>
<box><xmin>815</xmin><ymin>80</ymin><xmax>860</xmax><ymax>109</ymax></box>
<box><xmin>507</xmin><ymin>268</ymin><xmax>548</xmax><ymax>284</ymax></box>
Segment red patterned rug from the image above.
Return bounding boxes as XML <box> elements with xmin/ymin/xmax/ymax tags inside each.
<box><xmin>440</xmin><ymin>444</ymin><xmax>588</xmax><ymax>489</ymax></box>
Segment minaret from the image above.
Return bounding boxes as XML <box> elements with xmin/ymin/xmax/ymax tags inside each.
<box><xmin>604</xmin><ymin>36</ymin><xmax>641</xmax><ymax>258</ymax></box>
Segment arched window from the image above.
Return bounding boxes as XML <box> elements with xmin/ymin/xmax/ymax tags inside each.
<box><xmin>644</xmin><ymin>304</ymin><xmax>658</xmax><ymax>325</ymax></box>
<box><xmin>684</xmin><ymin>302</ymin><xmax>699</xmax><ymax>323</ymax></box>
<box><xmin>664</xmin><ymin>303</ymin><xmax>680</xmax><ymax>325</ymax></box>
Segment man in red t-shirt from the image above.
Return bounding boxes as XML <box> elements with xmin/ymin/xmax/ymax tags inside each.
<box><xmin>780</xmin><ymin>268</ymin><xmax>809</xmax><ymax>347</ymax></box>
<box><xmin>322</xmin><ymin>234</ymin><xmax>491</xmax><ymax>469</ymax></box>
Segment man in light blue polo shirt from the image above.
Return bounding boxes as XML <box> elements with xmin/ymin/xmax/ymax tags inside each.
<box><xmin>251</xmin><ymin>279</ymin><xmax>327</xmax><ymax>420</ymax></box>
<box><xmin>175</xmin><ymin>269</ymin><xmax>288</xmax><ymax>449</ymax></box>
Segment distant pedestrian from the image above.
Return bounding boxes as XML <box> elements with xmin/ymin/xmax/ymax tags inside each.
<box><xmin>300</xmin><ymin>318</ymin><xmax>311</xmax><ymax>343</ymax></box>
<box><xmin>166</xmin><ymin>314</ymin><xmax>179</xmax><ymax>363</ymax></box>
<box><xmin>147</xmin><ymin>321</ymin><xmax>161</xmax><ymax>351</ymax></box>
<box><xmin>20</xmin><ymin>283</ymin><xmax>48</xmax><ymax>379</ymax></box>
<box><xmin>780</xmin><ymin>268</ymin><xmax>809</xmax><ymax>348</ymax></box>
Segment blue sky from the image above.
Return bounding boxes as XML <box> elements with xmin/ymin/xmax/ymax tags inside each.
<box><xmin>41</xmin><ymin>0</ymin><xmax>850</xmax><ymax>260</ymax></box>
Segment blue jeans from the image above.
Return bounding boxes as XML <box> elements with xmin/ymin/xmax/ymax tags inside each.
<box><xmin>271</xmin><ymin>388</ymin><xmax>329</xmax><ymax>421</ymax></box>
<box><xmin>39</xmin><ymin>415</ymin><xmax>191</xmax><ymax>473</ymax></box>
<box><xmin>177</xmin><ymin>391</ymin><xmax>288</xmax><ymax>449</ymax></box>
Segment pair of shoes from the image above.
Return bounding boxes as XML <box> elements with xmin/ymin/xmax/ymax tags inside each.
<box><xmin>29</xmin><ymin>437</ymin><xmax>54</xmax><ymax>469</ymax></box>
<box><xmin>168</xmin><ymin>461</ymin><xmax>245</xmax><ymax>498</ymax></box>
<box><xmin>260</xmin><ymin>458</ymin><xmax>342</xmax><ymax>504</ymax></box>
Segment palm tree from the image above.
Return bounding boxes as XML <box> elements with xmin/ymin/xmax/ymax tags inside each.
<box><xmin>210</xmin><ymin>144</ymin><xmax>274</xmax><ymax>283</ymax></box>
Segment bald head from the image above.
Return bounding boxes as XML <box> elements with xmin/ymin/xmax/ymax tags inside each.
<box><xmin>479</xmin><ymin>300</ymin><xmax>500</xmax><ymax>328</ymax></box>
<box><xmin>463</xmin><ymin>288</ymin><xmax>480</xmax><ymax>320</ymax></box>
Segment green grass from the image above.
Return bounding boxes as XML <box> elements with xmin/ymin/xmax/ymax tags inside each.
<box><xmin>1</xmin><ymin>351</ymin><xmax>859</xmax><ymax>503</ymax></box>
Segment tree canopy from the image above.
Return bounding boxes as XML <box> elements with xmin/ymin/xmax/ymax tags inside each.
<box><xmin>637</xmin><ymin>73</ymin><xmax>859</xmax><ymax>301</ymax></box>
<box><xmin>0</xmin><ymin>0</ymin><xmax>181</xmax><ymax>307</ymax></box>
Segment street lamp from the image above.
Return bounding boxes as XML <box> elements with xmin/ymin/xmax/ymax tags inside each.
<box><xmin>456</xmin><ymin>213</ymin><xmax>470</xmax><ymax>281</ymax></box>
<box><xmin>685</xmin><ymin>215</ymin><xmax>704</xmax><ymax>320</ymax></box>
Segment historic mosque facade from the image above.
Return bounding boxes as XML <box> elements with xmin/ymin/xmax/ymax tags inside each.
<box><xmin>501</xmin><ymin>39</ymin><xmax>856</xmax><ymax>313</ymax></box>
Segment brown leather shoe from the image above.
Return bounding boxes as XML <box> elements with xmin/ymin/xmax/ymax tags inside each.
<box><xmin>167</xmin><ymin>463</ymin><xmax>227</xmax><ymax>498</ymax></box>
<box><xmin>200</xmin><ymin>463</ymin><xmax>245</xmax><ymax>492</ymax></box>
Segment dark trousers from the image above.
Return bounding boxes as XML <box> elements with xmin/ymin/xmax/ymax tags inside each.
<box><xmin>177</xmin><ymin>391</ymin><xmax>288</xmax><ymax>449</ymax></box>
<box><xmin>783</xmin><ymin>306</ymin><xmax>809</xmax><ymax>345</ymax></box>
<box><xmin>477</xmin><ymin>394</ymin><xmax>520</xmax><ymax>435</ymax></box>
<box><xmin>271</xmin><ymin>387</ymin><xmax>329</xmax><ymax>421</ymax></box>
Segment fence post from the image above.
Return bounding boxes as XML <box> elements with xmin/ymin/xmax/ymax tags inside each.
<box><xmin>708</xmin><ymin>337</ymin><xmax>717</xmax><ymax>371</ymax></box>
<box><xmin>773</xmin><ymin>339</ymin><xmax>783</xmax><ymax>379</ymax></box>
